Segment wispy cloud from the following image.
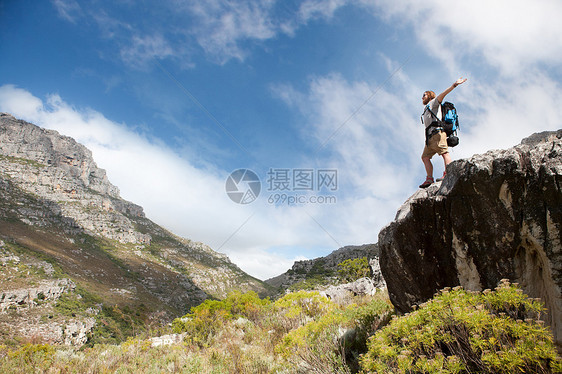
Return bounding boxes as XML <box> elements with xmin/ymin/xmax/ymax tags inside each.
<box><xmin>368</xmin><ymin>0</ymin><xmax>562</xmax><ymax>154</ymax></box>
<box><xmin>297</xmin><ymin>0</ymin><xmax>349</xmax><ymax>22</ymax></box>
<box><xmin>50</xmin><ymin>0</ymin><xmax>356</xmax><ymax>67</ymax></box>
<box><xmin>186</xmin><ymin>0</ymin><xmax>277</xmax><ymax>63</ymax></box>
<box><xmin>120</xmin><ymin>34</ymin><xmax>176</xmax><ymax>69</ymax></box>
<box><xmin>51</xmin><ymin>0</ymin><xmax>82</xmax><ymax>23</ymax></box>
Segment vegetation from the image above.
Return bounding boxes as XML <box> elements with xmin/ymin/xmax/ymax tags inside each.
<box><xmin>0</xmin><ymin>154</ymin><xmax>45</xmax><ymax>168</ymax></box>
<box><xmin>0</xmin><ymin>281</ymin><xmax>560</xmax><ymax>373</ymax></box>
<box><xmin>360</xmin><ymin>280</ymin><xmax>562</xmax><ymax>373</ymax></box>
<box><xmin>338</xmin><ymin>257</ymin><xmax>370</xmax><ymax>283</ymax></box>
<box><xmin>0</xmin><ymin>289</ymin><xmax>393</xmax><ymax>373</ymax></box>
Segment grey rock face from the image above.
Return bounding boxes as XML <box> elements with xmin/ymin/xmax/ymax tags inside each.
<box><xmin>379</xmin><ymin>130</ymin><xmax>562</xmax><ymax>345</ymax></box>
<box><xmin>0</xmin><ymin>113</ymin><xmax>148</xmax><ymax>244</ymax></box>
<box><xmin>320</xmin><ymin>277</ymin><xmax>381</xmax><ymax>304</ymax></box>
<box><xmin>0</xmin><ymin>113</ymin><xmax>120</xmax><ymax>197</ymax></box>
<box><xmin>0</xmin><ymin>278</ymin><xmax>75</xmax><ymax>312</ymax></box>
<box><xmin>13</xmin><ymin>315</ymin><xmax>96</xmax><ymax>346</ymax></box>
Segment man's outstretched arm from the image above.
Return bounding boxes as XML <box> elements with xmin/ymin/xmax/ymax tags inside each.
<box><xmin>436</xmin><ymin>77</ymin><xmax>467</xmax><ymax>103</ymax></box>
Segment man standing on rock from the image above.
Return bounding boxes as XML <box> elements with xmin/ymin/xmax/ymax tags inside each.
<box><xmin>419</xmin><ymin>77</ymin><xmax>467</xmax><ymax>188</ymax></box>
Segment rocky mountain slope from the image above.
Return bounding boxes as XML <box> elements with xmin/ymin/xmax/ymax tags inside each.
<box><xmin>265</xmin><ymin>244</ymin><xmax>383</xmax><ymax>291</ymax></box>
<box><xmin>379</xmin><ymin>130</ymin><xmax>562</xmax><ymax>347</ymax></box>
<box><xmin>0</xmin><ymin>113</ymin><xmax>272</xmax><ymax>345</ymax></box>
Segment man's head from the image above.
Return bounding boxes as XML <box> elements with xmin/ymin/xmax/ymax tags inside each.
<box><xmin>422</xmin><ymin>90</ymin><xmax>435</xmax><ymax>105</ymax></box>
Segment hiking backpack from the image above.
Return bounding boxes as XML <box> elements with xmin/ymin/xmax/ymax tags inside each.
<box><xmin>427</xmin><ymin>101</ymin><xmax>460</xmax><ymax>147</ymax></box>
<box><xmin>441</xmin><ymin>101</ymin><xmax>459</xmax><ymax>135</ymax></box>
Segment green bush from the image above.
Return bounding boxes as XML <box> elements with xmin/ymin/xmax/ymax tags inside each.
<box><xmin>172</xmin><ymin>291</ymin><xmax>270</xmax><ymax>347</ymax></box>
<box><xmin>273</xmin><ymin>291</ymin><xmax>333</xmax><ymax>320</ymax></box>
<box><xmin>278</xmin><ymin>292</ymin><xmax>393</xmax><ymax>373</ymax></box>
<box><xmin>338</xmin><ymin>257</ymin><xmax>370</xmax><ymax>283</ymax></box>
<box><xmin>360</xmin><ymin>280</ymin><xmax>562</xmax><ymax>373</ymax></box>
<box><xmin>88</xmin><ymin>304</ymin><xmax>148</xmax><ymax>346</ymax></box>
<box><xmin>223</xmin><ymin>290</ymin><xmax>270</xmax><ymax>320</ymax></box>
<box><xmin>0</xmin><ymin>291</ymin><xmax>392</xmax><ymax>373</ymax></box>
<box><xmin>5</xmin><ymin>343</ymin><xmax>55</xmax><ymax>370</ymax></box>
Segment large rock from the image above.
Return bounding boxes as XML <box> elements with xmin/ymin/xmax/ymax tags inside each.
<box><xmin>0</xmin><ymin>279</ymin><xmax>75</xmax><ymax>312</ymax></box>
<box><xmin>379</xmin><ymin>130</ymin><xmax>562</xmax><ymax>345</ymax></box>
<box><xmin>320</xmin><ymin>277</ymin><xmax>381</xmax><ymax>304</ymax></box>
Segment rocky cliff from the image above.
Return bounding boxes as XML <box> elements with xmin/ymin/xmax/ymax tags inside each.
<box><xmin>0</xmin><ymin>113</ymin><xmax>272</xmax><ymax>345</ymax></box>
<box><xmin>379</xmin><ymin>130</ymin><xmax>562</xmax><ymax>346</ymax></box>
<box><xmin>0</xmin><ymin>113</ymin><xmax>147</xmax><ymax>243</ymax></box>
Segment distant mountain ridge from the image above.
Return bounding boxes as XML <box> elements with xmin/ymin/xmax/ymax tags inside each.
<box><xmin>265</xmin><ymin>243</ymin><xmax>381</xmax><ymax>291</ymax></box>
<box><xmin>0</xmin><ymin>113</ymin><xmax>272</xmax><ymax>345</ymax></box>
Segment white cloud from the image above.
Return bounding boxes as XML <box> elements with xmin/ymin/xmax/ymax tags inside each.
<box><xmin>452</xmin><ymin>73</ymin><xmax>562</xmax><ymax>159</ymax></box>
<box><xmin>273</xmin><ymin>29</ymin><xmax>562</xmax><ymax>237</ymax></box>
<box><xmin>0</xmin><ymin>85</ymin><xmax>367</xmax><ymax>279</ymax></box>
<box><xmin>371</xmin><ymin>0</ymin><xmax>562</xmax><ymax>75</ymax></box>
<box><xmin>185</xmin><ymin>0</ymin><xmax>356</xmax><ymax>63</ymax></box>
<box><xmin>226</xmin><ymin>247</ymin><xmax>308</xmax><ymax>281</ymax></box>
<box><xmin>52</xmin><ymin>0</ymin><xmax>562</xmax><ymax>71</ymax></box>
<box><xmin>375</xmin><ymin>0</ymin><xmax>562</xmax><ymax>156</ymax></box>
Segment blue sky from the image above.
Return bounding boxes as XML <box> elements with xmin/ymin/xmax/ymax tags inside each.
<box><xmin>1</xmin><ymin>0</ymin><xmax>562</xmax><ymax>280</ymax></box>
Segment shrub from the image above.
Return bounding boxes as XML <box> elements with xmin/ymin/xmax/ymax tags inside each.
<box><xmin>338</xmin><ymin>257</ymin><xmax>370</xmax><ymax>283</ymax></box>
<box><xmin>360</xmin><ymin>280</ymin><xmax>562</xmax><ymax>373</ymax></box>
<box><xmin>278</xmin><ymin>292</ymin><xmax>393</xmax><ymax>373</ymax></box>
<box><xmin>289</xmin><ymin>275</ymin><xmax>331</xmax><ymax>292</ymax></box>
<box><xmin>223</xmin><ymin>290</ymin><xmax>270</xmax><ymax>320</ymax></box>
<box><xmin>272</xmin><ymin>290</ymin><xmax>334</xmax><ymax>331</ymax></box>
<box><xmin>5</xmin><ymin>344</ymin><xmax>55</xmax><ymax>370</ymax></box>
<box><xmin>172</xmin><ymin>299</ymin><xmax>231</xmax><ymax>347</ymax></box>
<box><xmin>172</xmin><ymin>291</ymin><xmax>270</xmax><ymax>347</ymax></box>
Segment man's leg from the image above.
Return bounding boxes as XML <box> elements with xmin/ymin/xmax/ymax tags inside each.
<box><xmin>436</xmin><ymin>152</ymin><xmax>452</xmax><ymax>181</ymax></box>
<box><xmin>419</xmin><ymin>156</ymin><xmax>435</xmax><ymax>188</ymax></box>
<box><xmin>422</xmin><ymin>156</ymin><xmax>433</xmax><ymax>178</ymax></box>
<box><xmin>442</xmin><ymin>152</ymin><xmax>452</xmax><ymax>166</ymax></box>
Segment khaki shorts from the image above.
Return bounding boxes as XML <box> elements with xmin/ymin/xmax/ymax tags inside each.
<box><xmin>422</xmin><ymin>131</ymin><xmax>448</xmax><ymax>159</ymax></box>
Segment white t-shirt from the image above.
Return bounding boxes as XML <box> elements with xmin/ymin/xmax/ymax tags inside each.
<box><xmin>421</xmin><ymin>98</ymin><xmax>442</xmax><ymax>128</ymax></box>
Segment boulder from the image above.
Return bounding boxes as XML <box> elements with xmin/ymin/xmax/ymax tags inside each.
<box><xmin>379</xmin><ymin>130</ymin><xmax>562</xmax><ymax>345</ymax></box>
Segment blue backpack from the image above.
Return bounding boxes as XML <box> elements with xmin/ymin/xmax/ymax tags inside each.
<box><xmin>427</xmin><ymin>101</ymin><xmax>460</xmax><ymax>147</ymax></box>
<box><xmin>441</xmin><ymin>101</ymin><xmax>459</xmax><ymax>135</ymax></box>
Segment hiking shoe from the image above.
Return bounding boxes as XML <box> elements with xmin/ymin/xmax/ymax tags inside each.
<box><xmin>436</xmin><ymin>172</ymin><xmax>447</xmax><ymax>182</ymax></box>
<box><xmin>419</xmin><ymin>176</ymin><xmax>434</xmax><ymax>188</ymax></box>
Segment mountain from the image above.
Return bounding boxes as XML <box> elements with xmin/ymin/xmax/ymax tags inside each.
<box><xmin>0</xmin><ymin>113</ymin><xmax>272</xmax><ymax>345</ymax></box>
<box><xmin>378</xmin><ymin>130</ymin><xmax>562</xmax><ymax>347</ymax></box>
<box><xmin>265</xmin><ymin>243</ymin><xmax>382</xmax><ymax>291</ymax></box>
